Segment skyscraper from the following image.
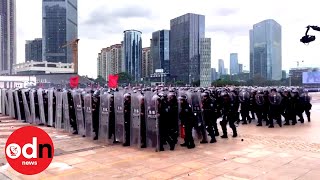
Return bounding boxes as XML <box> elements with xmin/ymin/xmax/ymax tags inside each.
<box><xmin>25</xmin><ymin>38</ymin><xmax>42</xmax><ymax>62</ymax></box>
<box><xmin>211</xmin><ymin>68</ymin><xmax>217</xmax><ymax>82</ymax></box>
<box><xmin>218</xmin><ymin>59</ymin><xmax>225</xmax><ymax>75</ymax></box>
<box><xmin>200</xmin><ymin>38</ymin><xmax>211</xmax><ymax>87</ymax></box>
<box><xmin>250</xmin><ymin>19</ymin><xmax>282</xmax><ymax>80</ymax></box>
<box><xmin>123</xmin><ymin>30</ymin><xmax>142</xmax><ymax>81</ymax></box>
<box><xmin>42</xmin><ymin>0</ymin><xmax>78</xmax><ymax>64</ymax></box>
<box><xmin>151</xmin><ymin>30</ymin><xmax>169</xmax><ymax>73</ymax></box>
<box><xmin>170</xmin><ymin>13</ymin><xmax>205</xmax><ymax>83</ymax></box>
<box><xmin>230</xmin><ymin>53</ymin><xmax>239</xmax><ymax>75</ymax></box>
<box><xmin>142</xmin><ymin>47</ymin><xmax>152</xmax><ymax>78</ymax></box>
<box><xmin>239</xmin><ymin>63</ymin><xmax>243</xmax><ymax>73</ymax></box>
<box><xmin>0</xmin><ymin>0</ymin><xmax>16</xmax><ymax>75</ymax></box>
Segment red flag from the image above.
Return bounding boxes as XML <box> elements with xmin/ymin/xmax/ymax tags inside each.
<box><xmin>70</xmin><ymin>76</ymin><xmax>79</xmax><ymax>88</ymax></box>
<box><xmin>108</xmin><ymin>74</ymin><xmax>118</xmax><ymax>88</ymax></box>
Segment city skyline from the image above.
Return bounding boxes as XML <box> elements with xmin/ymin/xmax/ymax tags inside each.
<box><xmin>16</xmin><ymin>0</ymin><xmax>320</xmax><ymax>78</ymax></box>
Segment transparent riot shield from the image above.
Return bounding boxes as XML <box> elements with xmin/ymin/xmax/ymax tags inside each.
<box><xmin>73</xmin><ymin>91</ymin><xmax>85</xmax><ymax>136</ymax></box>
<box><xmin>29</xmin><ymin>89</ymin><xmax>38</xmax><ymax>124</ymax></box>
<box><xmin>21</xmin><ymin>89</ymin><xmax>31</xmax><ymax>123</ymax></box>
<box><xmin>98</xmin><ymin>93</ymin><xmax>110</xmax><ymax>143</ymax></box>
<box><xmin>55</xmin><ymin>91</ymin><xmax>63</xmax><ymax>129</ymax></box>
<box><xmin>47</xmin><ymin>89</ymin><xmax>54</xmax><ymax>126</ymax></box>
<box><xmin>37</xmin><ymin>89</ymin><xmax>46</xmax><ymax>124</ymax></box>
<box><xmin>14</xmin><ymin>90</ymin><xmax>21</xmax><ymax>120</ymax></box>
<box><xmin>0</xmin><ymin>89</ymin><xmax>2</xmax><ymax>114</ymax></box>
<box><xmin>114</xmin><ymin>91</ymin><xmax>125</xmax><ymax>143</ymax></box>
<box><xmin>187</xmin><ymin>91</ymin><xmax>207</xmax><ymax>140</ymax></box>
<box><xmin>144</xmin><ymin>92</ymin><xmax>160</xmax><ymax>151</ymax></box>
<box><xmin>8</xmin><ymin>90</ymin><xmax>15</xmax><ymax>118</ymax></box>
<box><xmin>84</xmin><ymin>93</ymin><xmax>93</xmax><ymax>138</ymax></box>
<box><xmin>130</xmin><ymin>92</ymin><xmax>142</xmax><ymax>147</ymax></box>
<box><xmin>62</xmin><ymin>91</ymin><xmax>72</xmax><ymax>133</ymax></box>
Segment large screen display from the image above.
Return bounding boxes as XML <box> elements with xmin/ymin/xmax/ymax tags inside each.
<box><xmin>303</xmin><ymin>72</ymin><xmax>320</xmax><ymax>84</ymax></box>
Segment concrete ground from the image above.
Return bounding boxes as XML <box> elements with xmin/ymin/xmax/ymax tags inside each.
<box><xmin>1</xmin><ymin>94</ymin><xmax>320</xmax><ymax>180</ymax></box>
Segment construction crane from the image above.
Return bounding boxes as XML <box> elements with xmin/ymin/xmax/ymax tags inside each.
<box><xmin>61</xmin><ymin>39</ymin><xmax>79</xmax><ymax>74</ymax></box>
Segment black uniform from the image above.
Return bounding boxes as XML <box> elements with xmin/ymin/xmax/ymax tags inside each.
<box><xmin>92</xmin><ymin>93</ymin><xmax>100</xmax><ymax>140</ymax></box>
<box><xmin>220</xmin><ymin>92</ymin><xmax>237</xmax><ymax>138</ymax></box>
<box><xmin>123</xmin><ymin>94</ymin><xmax>131</xmax><ymax>146</ymax></box>
<box><xmin>202</xmin><ymin>92</ymin><xmax>217</xmax><ymax>143</ymax></box>
<box><xmin>179</xmin><ymin>97</ymin><xmax>195</xmax><ymax>149</ymax></box>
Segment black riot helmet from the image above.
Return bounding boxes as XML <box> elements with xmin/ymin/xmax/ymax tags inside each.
<box><xmin>201</xmin><ymin>92</ymin><xmax>209</xmax><ymax>99</ymax></box>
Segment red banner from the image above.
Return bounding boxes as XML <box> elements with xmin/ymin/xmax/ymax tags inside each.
<box><xmin>108</xmin><ymin>74</ymin><xmax>119</xmax><ymax>88</ymax></box>
<box><xmin>180</xmin><ymin>125</ymin><xmax>185</xmax><ymax>139</ymax></box>
<box><xmin>70</xmin><ymin>76</ymin><xmax>79</xmax><ymax>88</ymax></box>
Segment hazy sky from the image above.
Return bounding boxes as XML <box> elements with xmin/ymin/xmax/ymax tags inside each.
<box><xmin>17</xmin><ymin>0</ymin><xmax>320</xmax><ymax>78</ymax></box>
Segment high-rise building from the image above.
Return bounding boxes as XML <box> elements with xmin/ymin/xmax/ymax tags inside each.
<box><xmin>170</xmin><ymin>13</ymin><xmax>205</xmax><ymax>83</ymax></box>
<box><xmin>282</xmin><ymin>70</ymin><xmax>286</xmax><ymax>79</ymax></box>
<box><xmin>97</xmin><ymin>48</ymin><xmax>108</xmax><ymax>80</ymax></box>
<box><xmin>218</xmin><ymin>59</ymin><xmax>225</xmax><ymax>75</ymax></box>
<box><xmin>96</xmin><ymin>44</ymin><xmax>123</xmax><ymax>81</ymax></box>
<box><xmin>97</xmin><ymin>53</ymin><xmax>102</xmax><ymax>78</ymax></box>
<box><xmin>0</xmin><ymin>0</ymin><xmax>16</xmax><ymax>75</ymax></box>
<box><xmin>249</xmin><ymin>29</ymin><xmax>254</xmax><ymax>79</ymax></box>
<box><xmin>200</xmin><ymin>38</ymin><xmax>211</xmax><ymax>87</ymax></box>
<box><xmin>42</xmin><ymin>0</ymin><xmax>78</xmax><ymax>64</ymax></box>
<box><xmin>123</xmin><ymin>30</ymin><xmax>142</xmax><ymax>81</ymax></box>
<box><xmin>25</xmin><ymin>38</ymin><xmax>42</xmax><ymax>62</ymax></box>
<box><xmin>224</xmin><ymin>68</ymin><xmax>228</xmax><ymax>75</ymax></box>
<box><xmin>230</xmin><ymin>53</ymin><xmax>239</xmax><ymax>75</ymax></box>
<box><xmin>250</xmin><ymin>19</ymin><xmax>282</xmax><ymax>80</ymax></box>
<box><xmin>211</xmin><ymin>68</ymin><xmax>217</xmax><ymax>82</ymax></box>
<box><xmin>110</xmin><ymin>44</ymin><xmax>123</xmax><ymax>75</ymax></box>
<box><xmin>239</xmin><ymin>63</ymin><xmax>243</xmax><ymax>73</ymax></box>
<box><xmin>151</xmin><ymin>30</ymin><xmax>170</xmax><ymax>74</ymax></box>
<box><xmin>142</xmin><ymin>47</ymin><xmax>152</xmax><ymax>78</ymax></box>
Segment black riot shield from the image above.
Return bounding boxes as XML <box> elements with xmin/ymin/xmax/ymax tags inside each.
<box><xmin>14</xmin><ymin>90</ymin><xmax>22</xmax><ymax>120</ymax></box>
<box><xmin>114</xmin><ymin>91</ymin><xmax>125</xmax><ymax>143</ymax></box>
<box><xmin>8</xmin><ymin>90</ymin><xmax>15</xmax><ymax>118</ymax></box>
<box><xmin>145</xmin><ymin>92</ymin><xmax>160</xmax><ymax>151</ymax></box>
<box><xmin>55</xmin><ymin>91</ymin><xmax>63</xmax><ymax>129</ymax></box>
<box><xmin>98</xmin><ymin>93</ymin><xmax>111</xmax><ymax>143</ymax></box>
<box><xmin>62</xmin><ymin>91</ymin><xmax>72</xmax><ymax>133</ymax></box>
<box><xmin>269</xmin><ymin>92</ymin><xmax>282</xmax><ymax>105</ymax></box>
<box><xmin>47</xmin><ymin>89</ymin><xmax>54</xmax><ymax>126</ymax></box>
<box><xmin>73</xmin><ymin>91</ymin><xmax>85</xmax><ymax>136</ymax></box>
<box><xmin>255</xmin><ymin>94</ymin><xmax>265</xmax><ymax>106</ymax></box>
<box><xmin>37</xmin><ymin>89</ymin><xmax>46</xmax><ymax>124</ymax></box>
<box><xmin>29</xmin><ymin>89</ymin><xmax>39</xmax><ymax>124</ymax></box>
<box><xmin>84</xmin><ymin>93</ymin><xmax>94</xmax><ymax>138</ymax></box>
<box><xmin>21</xmin><ymin>89</ymin><xmax>31</xmax><ymax>123</ymax></box>
<box><xmin>130</xmin><ymin>93</ymin><xmax>142</xmax><ymax>147</ymax></box>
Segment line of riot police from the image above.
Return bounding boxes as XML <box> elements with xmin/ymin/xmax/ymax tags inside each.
<box><xmin>0</xmin><ymin>86</ymin><xmax>312</xmax><ymax>152</ymax></box>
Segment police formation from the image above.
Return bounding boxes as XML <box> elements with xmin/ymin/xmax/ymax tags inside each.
<box><xmin>0</xmin><ymin>86</ymin><xmax>312</xmax><ymax>152</ymax></box>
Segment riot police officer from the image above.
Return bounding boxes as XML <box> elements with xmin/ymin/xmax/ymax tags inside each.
<box><xmin>255</xmin><ymin>90</ymin><xmax>265</xmax><ymax>126</ymax></box>
<box><xmin>268</xmin><ymin>88</ymin><xmax>282</xmax><ymax>128</ymax></box>
<box><xmin>123</xmin><ymin>93</ymin><xmax>131</xmax><ymax>146</ymax></box>
<box><xmin>239</xmin><ymin>90</ymin><xmax>251</xmax><ymax>124</ymax></box>
<box><xmin>201</xmin><ymin>91</ymin><xmax>217</xmax><ymax>143</ymax></box>
<box><xmin>140</xmin><ymin>95</ymin><xmax>147</xmax><ymax>148</ymax></box>
<box><xmin>92</xmin><ymin>91</ymin><xmax>100</xmax><ymax>140</ymax></box>
<box><xmin>109</xmin><ymin>93</ymin><xmax>117</xmax><ymax>143</ymax></box>
<box><xmin>67</xmin><ymin>90</ymin><xmax>78</xmax><ymax>134</ymax></box>
<box><xmin>179</xmin><ymin>95</ymin><xmax>195</xmax><ymax>149</ymax></box>
<box><xmin>291</xmin><ymin>89</ymin><xmax>304</xmax><ymax>124</ymax></box>
<box><xmin>220</xmin><ymin>91</ymin><xmax>237</xmax><ymax>138</ymax></box>
<box><xmin>301</xmin><ymin>90</ymin><xmax>312</xmax><ymax>122</ymax></box>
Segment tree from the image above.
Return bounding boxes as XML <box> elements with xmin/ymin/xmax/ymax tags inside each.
<box><xmin>95</xmin><ymin>75</ymin><xmax>106</xmax><ymax>86</ymax></box>
<box><xmin>117</xmin><ymin>72</ymin><xmax>133</xmax><ymax>84</ymax></box>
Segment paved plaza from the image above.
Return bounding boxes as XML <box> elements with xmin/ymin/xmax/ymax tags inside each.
<box><xmin>1</xmin><ymin>94</ymin><xmax>320</xmax><ymax>180</ymax></box>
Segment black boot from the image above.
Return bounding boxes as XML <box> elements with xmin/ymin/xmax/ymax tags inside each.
<box><xmin>180</xmin><ymin>142</ymin><xmax>188</xmax><ymax>147</ymax></box>
<box><xmin>187</xmin><ymin>142</ymin><xmax>195</xmax><ymax>149</ymax></box>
